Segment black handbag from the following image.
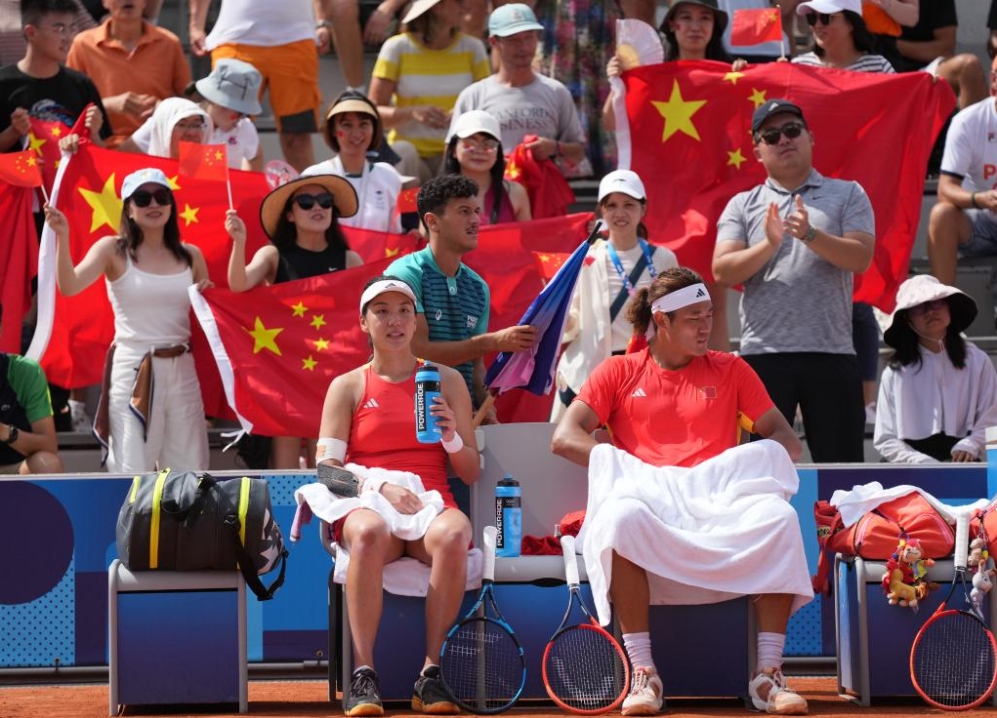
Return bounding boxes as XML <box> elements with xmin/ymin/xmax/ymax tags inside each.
<box><xmin>116</xmin><ymin>469</ymin><xmax>288</xmax><ymax>601</ymax></box>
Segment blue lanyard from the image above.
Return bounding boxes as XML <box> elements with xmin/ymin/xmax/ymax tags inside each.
<box><xmin>606</xmin><ymin>238</ymin><xmax>656</xmax><ymax>295</ymax></box>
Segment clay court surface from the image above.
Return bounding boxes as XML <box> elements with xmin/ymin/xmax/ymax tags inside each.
<box><xmin>3</xmin><ymin>676</ymin><xmax>996</xmax><ymax>718</ymax></box>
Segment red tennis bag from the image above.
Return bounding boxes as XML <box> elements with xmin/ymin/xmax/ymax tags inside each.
<box><xmin>812</xmin><ymin>492</ymin><xmax>954</xmax><ymax>594</ymax></box>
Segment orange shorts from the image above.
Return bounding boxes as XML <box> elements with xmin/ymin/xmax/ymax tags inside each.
<box><xmin>211</xmin><ymin>39</ymin><xmax>320</xmax><ymax>134</ymax></box>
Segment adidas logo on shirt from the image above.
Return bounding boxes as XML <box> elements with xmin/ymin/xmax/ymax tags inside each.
<box><xmin>363</xmin><ymin>397</ymin><xmax>380</xmax><ymax>409</ymax></box>
<box><xmin>631</xmin><ymin>387</ymin><xmax>647</xmax><ymax>398</ymax></box>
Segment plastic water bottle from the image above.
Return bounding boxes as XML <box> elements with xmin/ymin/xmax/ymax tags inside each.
<box><xmin>495</xmin><ymin>474</ymin><xmax>522</xmax><ymax>557</ymax></box>
<box><xmin>414</xmin><ymin>362</ymin><xmax>442</xmax><ymax>444</ymax></box>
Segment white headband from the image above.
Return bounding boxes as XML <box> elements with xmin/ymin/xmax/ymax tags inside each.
<box><xmin>650</xmin><ymin>283</ymin><xmax>711</xmax><ymax>315</ymax></box>
<box><xmin>359</xmin><ymin>279</ymin><xmax>417</xmax><ymax>312</ymax></box>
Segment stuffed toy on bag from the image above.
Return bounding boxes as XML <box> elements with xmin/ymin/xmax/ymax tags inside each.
<box><xmin>882</xmin><ymin>537</ymin><xmax>935</xmax><ymax>609</ymax></box>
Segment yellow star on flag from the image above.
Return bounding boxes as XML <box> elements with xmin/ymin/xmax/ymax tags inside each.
<box><xmin>247</xmin><ymin>317</ymin><xmax>283</xmax><ymax>355</ymax></box>
<box><xmin>313</xmin><ymin>338</ymin><xmax>330</xmax><ymax>352</ymax></box>
<box><xmin>302</xmin><ymin>355</ymin><xmax>318</xmax><ymax>371</ymax></box>
<box><xmin>727</xmin><ymin>148</ymin><xmax>747</xmax><ymax>169</ymax></box>
<box><xmin>310</xmin><ymin>314</ymin><xmax>327</xmax><ymax>330</ymax></box>
<box><xmin>26</xmin><ymin>155</ymin><xmax>37</xmax><ymax>167</ymax></box>
<box><xmin>539</xmin><ymin>253</ymin><xmax>551</xmax><ymax>262</ymax></box>
<box><xmin>27</xmin><ymin>132</ymin><xmax>46</xmax><ymax>154</ymax></box>
<box><xmin>179</xmin><ymin>203</ymin><xmax>200</xmax><ymax>226</ymax></box>
<box><xmin>167</xmin><ymin>175</ymin><xmax>180</xmax><ymax>190</ymax></box>
<box><xmin>506</xmin><ymin>163</ymin><xmax>521</xmax><ymax>180</ymax></box>
<box><xmin>651</xmin><ymin>80</ymin><xmax>707</xmax><ymax>143</ymax></box>
<box><xmin>79</xmin><ymin>174</ymin><xmax>123</xmax><ymax>233</ymax></box>
<box><xmin>49</xmin><ymin>125</ymin><xmax>62</xmax><ymax>137</ymax></box>
<box><xmin>385</xmin><ymin>247</ymin><xmax>400</xmax><ymax>257</ymax></box>
<box><xmin>291</xmin><ymin>301</ymin><xmax>308</xmax><ymax>317</ymax></box>
<box><xmin>748</xmin><ymin>88</ymin><xmax>768</xmax><ymax>108</ymax></box>
<box><xmin>724</xmin><ymin>72</ymin><xmax>746</xmax><ymax>85</ymax></box>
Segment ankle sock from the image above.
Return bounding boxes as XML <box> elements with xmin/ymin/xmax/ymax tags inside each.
<box><xmin>622</xmin><ymin>631</ymin><xmax>655</xmax><ymax>672</ymax></box>
<box><xmin>756</xmin><ymin>632</ymin><xmax>785</xmax><ymax>673</ymax></box>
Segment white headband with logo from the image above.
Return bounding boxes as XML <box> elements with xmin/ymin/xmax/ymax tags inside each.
<box><xmin>650</xmin><ymin>283</ymin><xmax>711</xmax><ymax>315</ymax></box>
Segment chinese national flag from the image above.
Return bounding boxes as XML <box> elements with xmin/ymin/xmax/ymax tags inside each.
<box><xmin>532</xmin><ymin>250</ymin><xmax>571</xmax><ymax>282</ymax></box>
<box><xmin>27</xmin><ymin>144</ymin><xmax>273</xmax><ymax>412</ymax></box>
<box><xmin>397</xmin><ymin>187</ymin><xmax>419</xmax><ymax>214</ymax></box>
<box><xmin>178</xmin><ymin>141</ymin><xmax>229</xmax><ymax>182</ymax></box>
<box><xmin>0</xmin><ymin>184</ymin><xmax>38</xmax><ymax>353</ymax></box>
<box><xmin>730</xmin><ymin>8</ymin><xmax>783</xmax><ymax>46</ymax></box>
<box><xmin>29</xmin><ymin>108</ymin><xmax>90</xmax><ymax>194</ymax></box>
<box><xmin>0</xmin><ymin>151</ymin><xmax>43</xmax><ymax>188</ymax></box>
<box><xmin>191</xmin><ymin>260</ymin><xmax>395</xmax><ymax>437</ymax></box>
<box><xmin>616</xmin><ymin>61</ymin><xmax>955</xmax><ymax>312</ymax></box>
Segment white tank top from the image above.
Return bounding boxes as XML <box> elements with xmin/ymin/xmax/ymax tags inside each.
<box><xmin>205</xmin><ymin>0</ymin><xmax>315</xmax><ymax>50</ymax></box>
<box><xmin>106</xmin><ymin>255</ymin><xmax>194</xmax><ymax>354</ymax></box>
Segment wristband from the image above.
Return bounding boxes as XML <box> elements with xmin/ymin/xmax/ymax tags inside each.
<box><xmin>441</xmin><ymin>432</ymin><xmax>464</xmax><ymax>454</ymax></box>
<box><xmin>972</xmin><ymin>191</ymin><xmax>981</xmax><ymax>209</ymax></box>
<box><xmin>2</xmin><ymin>425</ymin><xmax>17</xmax><ymax>444</ymax></box>
<box><xmin>317</xmin><ymin>437</ymin><xmax>347</xmax><ymax>463</ymax></box>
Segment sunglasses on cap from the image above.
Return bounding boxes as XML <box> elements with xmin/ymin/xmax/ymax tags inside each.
<box><xmin>805</xmin><ymin>12</ymin><xmax>834</xmax><ymax>26</ymax></box>
<box><xmin>130</xmin><ymin>188</ymin><xmax>172</xmax><ymax>207</ymax></box>
<box><xmin>756</xmin><ymin>122</ymin><xmax>806</xmax><ymax>145</ymax></box>
<box><xmin>293</xmin><ymin>192</ymin><xmax>335</xmax><ymax>210</ymax></box>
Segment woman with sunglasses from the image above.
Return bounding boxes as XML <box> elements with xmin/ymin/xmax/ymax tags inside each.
<box><xmin>304</xmin><ymin>91</ymin><xmax>405</xmax><ymax>233</ymax></box>
<box><xmin>44</xmin><ymin>168</ymin><xmax>213</xmax><ymax>474</ymax></box>
<box><xmin>119</xmin><ymin>97</ymin><xmax>212</xmax><ymax>159</ymax></box>
<box><xmin>443</xmin><ymin>110</ymin><xmax>530</xmax><ymax>225</ymax></box>
<box><xmin>226</xmin><ymin>174</ymin><xmax>362</xmax><ymax>469</ymax></box>
<box><xmin>875</xmin><ymin>275</ymin><xmax>997</xmax><ymax>464</ymax></box>
<box><xmin>792</xmin><ymin>0</ymin><xmax>895</xmax><ymax>73</ymax></box>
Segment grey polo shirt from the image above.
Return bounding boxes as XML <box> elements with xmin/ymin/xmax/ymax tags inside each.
<box><xmin>716</xmin><ymin>169</ymin><xmax>875</xmax><ymax>356</ymax></box>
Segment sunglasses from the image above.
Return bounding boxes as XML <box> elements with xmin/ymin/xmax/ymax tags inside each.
<box><xmin>130</xmin><ymin>188</ymin><xmax>172</xmax><ymax>207</ymax></box>
<box><xmin>805</xmin><ymin>12</ymin><xmax>834</xmax><ymax>26</ymax></box>
<box><xmin>293</xmin><ymin>192</ymin><xmax>335</xmax><ymax>210</ymax></box>
<box><xmin>756</xmin><ymin>122</ymin><xmax>806</xmax><ymax>145</ymax></box>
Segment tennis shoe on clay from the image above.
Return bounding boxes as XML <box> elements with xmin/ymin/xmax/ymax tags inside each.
<box><xmin>412</xmin><ymin>664</ymin><xmax>459</xmax><ymax>714</ymax></box>
<box><xmin>748</xmin><ymin>669</ymin><xmax>808</xmax><ymax>715</ymax></box>
<box><xmin>622</xmin><ymin>665</ymin><xmax>664</xmax><ymax>715</ymax></box>
<box><xmin>344</xmin><ymin>667</ymin><xmax>384</xmax><ymax>716</ymax></box>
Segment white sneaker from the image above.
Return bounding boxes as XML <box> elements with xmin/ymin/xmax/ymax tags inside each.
<box><xmin>622</xmin><ymin>665</ymin><xmax>664</xmax><ymax>716</ymax></box>
<box><xmin>748</xmin><ymin>669</ymin><xmax>808</xmax><ymax>715</ymax></box>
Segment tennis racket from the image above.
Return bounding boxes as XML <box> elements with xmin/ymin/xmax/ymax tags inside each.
<box><xmin>439</xmin><ymin>526</ymin><xmax>526</xmax><ymax>714</ymax></box>
<box><xmin>542</xmin><ymin>535</ymin><xmax>630</xmax><ymax>714</ymax></box>
<box><xmin>910</xmin><ymin>509</ymin><xmax>997</xmax><ymax>710</ymax></box>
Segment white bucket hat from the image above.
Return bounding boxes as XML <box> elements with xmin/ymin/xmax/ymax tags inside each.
<box><xmin>598</xmin><ymin>169</ymin><xmax>646</xmax><ymax>202</ymax></box>
<box><xmin>195</xmin><ymin>59</ymin><xmax>263</xmax><ymax>116</ymax></box>
<box><xmin>883</xmin><ymin>274</ymin><xmax>977</xmax><ymax>348</ymax></box>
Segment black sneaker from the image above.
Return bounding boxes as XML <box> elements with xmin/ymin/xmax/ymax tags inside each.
<box><xmin>344</xmin><ymin>667</ymin><xmax>384</xmax><ymax>717</ymax></box>
<box><xmin>412</xmin><ymin>664</ymin><xmax>459</xmax><ymax>714</ymax></box>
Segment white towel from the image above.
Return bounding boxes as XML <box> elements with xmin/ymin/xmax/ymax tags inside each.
<box><xmin>293</xmin><ymin>464</ymin><xmax>482</xmax><ymax>597</ymax></box>
<box><xmin>830</xmin><ymin>481</ymin><xmax>989</xmax><ymax>528</ymax></box>
<box><xmin>581</xmin><ymin>441</ymin><xmax>814</xmax><ymax>626</ymax></box>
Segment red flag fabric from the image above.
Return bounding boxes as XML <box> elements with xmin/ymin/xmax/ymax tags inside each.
<box><xmin>0</xmin><ymin>151</ymin><xmax>43</xmax><ymax>188</ymax></box>
<box><xmin>29</xmin><ymin>107</ymin><xmax>90</xmax><ymax>193</ymax></box>
<box><xmin>0</xmin><ymin>185</ymin><xmax>38</xmax><ymax>353</ymax></box>
<box><xmin>397</xmin><ymin>187</ymin><xmax>419</xmax><ymax>214</ymax></box>
<box><xmin>504</xmin><ymin>135</ymin><xmax>575</xmax><ymax>219</ymax></box>
<box><xmin>532</xmin><ymin>250</ymin><xmax>571</xmax><ymax>282</ymax></box>
<box><xmin>730</xmin><ymin>8</ymin><xmax>783</xmax><ymax>46</ymax></box>
<box><xmin>617</xmin><ymin>61</ymin><xmax>955</xmax><ymax>312</ymax></box>
<box><xmin>178</xmin><ymin>141</ymin><xmax>229</xmax><ymax>182</ymax></box>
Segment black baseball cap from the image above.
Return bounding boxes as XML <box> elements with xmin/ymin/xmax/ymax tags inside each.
<box><xmin>751</xmin><ymin>99</ymin><xmax>806</xmax><ymax>134</ymax></box>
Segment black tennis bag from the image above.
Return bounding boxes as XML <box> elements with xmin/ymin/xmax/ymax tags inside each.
<box><xmin>116</xmin><ymin>469</ymin><xmax>288</xmax><ymax>600</ymax></box>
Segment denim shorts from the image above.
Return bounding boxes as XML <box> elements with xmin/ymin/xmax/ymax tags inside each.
<box><xmin>958</xmin><ymin>209</ymin><xmax>997</xmax><ymax>259</ymax></box>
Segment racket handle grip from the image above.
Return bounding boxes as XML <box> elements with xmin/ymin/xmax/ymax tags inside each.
<box><xmin>955</xmin><ymin>512</ymin><xmax>971</xmax><ymax>570</ymax></box>
<box><xmin>483</xmin><ymin>525</ymin><xmax>497</xmax><ymax>581</ymax></box>
<box><xmin>561</xmin><ymin>535</ymin><xmax>580</xmax><ymax>587</ymax></box>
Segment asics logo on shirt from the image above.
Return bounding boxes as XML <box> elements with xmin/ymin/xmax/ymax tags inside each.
<box><xmin>362</xmin><ymin>397</ymin><xmax>380</xmax><ymax>409</ymax></box>
<box><xmin>631</xmin><ymin>387</ymin><xmax>647</xmax><ymax>398</ymax></box>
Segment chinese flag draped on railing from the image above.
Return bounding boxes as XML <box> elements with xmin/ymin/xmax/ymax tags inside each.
<box><xmin>615</xmin><ymin>61</ymin><xmax>955</xmax><ymax>312</ymax></box>
<box><xmin>0</xmin><ymin>152</ymin><xmax>43</xmax><ymax>352</ymax></box>
<box><xmin>191</xmin><ymin>213</ymin><xmax>591</xmax><ymax>435</ymax></box>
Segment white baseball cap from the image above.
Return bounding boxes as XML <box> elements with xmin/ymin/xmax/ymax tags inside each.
<box><xmin>360</xmin><ymin>278</ymin><xmax>418</xmax><ymax>313</ymax></box>
<box><xmin>796</xmin><ymin>0</ymin><xmax>861</xmax><ymax>16</ymax></box>
<box><xmin>121</xmin><ymin>168</ymin><xmax>171</xmax><ymax>201</ymax></box>
<box><xmin>452</xmin><ymin>110</ymin><xmax>501</xmax><ymax>141</ymax></box>
<box><xmin>598</xmin><ymin>169</ymin><xmax>646</xmax><ymax>202</ymax></box>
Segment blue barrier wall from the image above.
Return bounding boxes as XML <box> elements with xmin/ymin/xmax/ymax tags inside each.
<box><xmin>0</xmin><ymin>464</ymin><xmax>990</xmax><ymax>669</ymax></box>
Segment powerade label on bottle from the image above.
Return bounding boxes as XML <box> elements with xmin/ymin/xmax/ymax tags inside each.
<box><xmin>495</xmin><ymin>474</ymin><xmax>522</xmax><ymax>557</ymax></box>
<box><xmin>415</xmin><ymin>363</ymin><xmax>441</xmax><ymax>443</ymax></box>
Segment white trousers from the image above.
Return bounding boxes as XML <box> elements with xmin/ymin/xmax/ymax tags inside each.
<box><xmin>106</xmin><ymin>350</ymin><xmax>209</xmax><ymax>474</ymax></box>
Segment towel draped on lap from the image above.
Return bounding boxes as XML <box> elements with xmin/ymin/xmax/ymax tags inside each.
<box><xmin>580</xmin><ymin>440</ymin><xmax>814</xmax><ymax>626</ymax></box>
<box><xmin>292</xmin><ymin>464</ymin><xmax>482</xmax><ymax>597</ymax></box>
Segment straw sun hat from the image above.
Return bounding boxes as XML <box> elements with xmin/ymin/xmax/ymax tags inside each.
<box><xmin>258</xmin><ymin>174</ymin><xmax>359</xmax><ymax>239</ymax></box>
